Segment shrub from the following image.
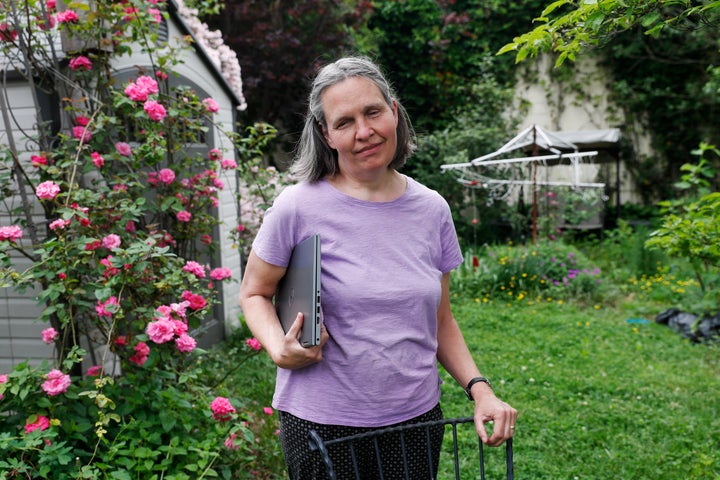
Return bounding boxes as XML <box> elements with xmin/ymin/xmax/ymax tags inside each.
<box><xmin>452</xmin><ymin>240</ymin><xmax>604</xmax><ymax>303</ymax></box>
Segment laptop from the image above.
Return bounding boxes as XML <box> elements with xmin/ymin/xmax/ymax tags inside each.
<box><xmin>274</xmin><ymin>234</ymin><xmax>322</xmax><ymax>347</ymax></box>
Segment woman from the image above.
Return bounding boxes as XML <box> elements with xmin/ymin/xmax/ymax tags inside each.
<box><xmin>239</xmin><ymin>56</ymin><xmax>517</xmax><ymax>479</ymax></box>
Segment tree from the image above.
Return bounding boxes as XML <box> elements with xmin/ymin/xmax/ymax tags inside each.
<box><xmin>498</xmin><ymin>0</ymin><xmax>720</xmax><ymax>197</ymax></box>
<box><xmin>206</xmin><ymin>0</ymin><xmax>372</xmax><ymax>152</ymax></box>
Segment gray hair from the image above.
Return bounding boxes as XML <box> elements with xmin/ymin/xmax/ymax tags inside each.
<box><xmin>290</xmin><ymin>56</ymin><xmax>416</xmax><ymax>182</ymax></box>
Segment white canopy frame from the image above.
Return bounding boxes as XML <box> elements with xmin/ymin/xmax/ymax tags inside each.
<box><xmin>441</xmin><ymin>124</ymin><xmax>615</xmax><ymax>242</ymax></box>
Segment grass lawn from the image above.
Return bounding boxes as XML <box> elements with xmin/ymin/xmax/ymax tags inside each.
<box><xmin>216</xmin><ymin>297</ymin><xmax>720</xmax><ymax>478</ymax></box>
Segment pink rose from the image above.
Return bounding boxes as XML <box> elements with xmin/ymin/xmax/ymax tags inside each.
<box><xmin>86</xmin><ymin>365</ymin><xmax>103</xmax><ymax>376</ymax></box>
<box><xmin>224</xmin><ymin>432</ymin><xmax>240</xmax><ymax>450</ymax></box>
<box><xmin>69</xmin><ymin>56</ymin><xmax>92</xmax><ymax>71</ymax></box>
<box><xmin>208</xmin><ymin>148</ymin><xmax>222</xmax><ymax>160</ymax></box>
<box><xmin>157</xmin><ymin>168</ymin><xmax>175</xmax><ymax>184</ymax></box>
<box><xmin>95</xmin><ymin>296</ymin><xmax>118</xmax><ymax>317</ymax></box>
<box><xmin>183</xmin><ymin>260</ymin><xmax>206</xmax><ymax>278</ymax></box>
<box><xmin>171</xmin><ymin>319</ymin><xmax>188</xmax><ymax>336</ymax></box>
<box><xmin>175</xmin><ymin>333</ymin><xmax>197</xmax><ymax>353</ymax></box>
<box><xmin>115</xmin><ymin>142</ymin><xmax>132</xmax><ymax>156</ymax></box>
<box><xmin>143</xmin><ymin>100</ymin><xmax>166</xmax><ymax>121</ymax></box>
<box><xmin>245</xmin><ymin>337</ymin><xmax>261</xmax><ymax>351</ymax></box>
<box><xmin>91</xmin><ymin>151</ymin><xmax>104</xmax><ymax>168</ymax></box>
<box><xmin>263</xmin><ymin>407</ymin><xmax>274</xmax><ymax>416</ymax></box>
<box><xmin>56</xmin><ymin>10</ymin><xmax>79</xmax><ymax>23</ymax></box>
<box><xmin>0</xmin><ymin>373</ymin><xmax>7</xmax><ymax>400</ymax></box>
<box><xmin>220</xmin><ymin>158</ymin><xmax>237</xmax><ymax>169</ymax></box>
<box><xmin>41</xmin><ymin>369</ymin><xmax>71</xmax><ymax>396</ymax></box>
<box><xmin>36</xmin><ymin>181</ymin><xmax>60</xmax><ymax>200</ymax></box>
<box><xmin>102</xmin><ymin>234</ymin><xmax>121</xmax><ymax>250</ymax></box>
<box><xmin>176</xmin><ymin>210</ymin><xmax>192</xmax><ymax>222</ymax></box>
<box><xmin>146</xmin><ymin>318</ymin><xmax>175</xmax><ymax>343</ymax></box>
<box><xmin>147</xmin><ymin>7</ymin><xmax>162</xmax><ymax>23</ymax></box>
<box><xmin>124</xmin><ymin>75</ymin><xmax>159</xmax><ymax>101</ymax></box>
<box><xmin>31</xmin><ymin>155</ymin><xmax>48</xmax><ymax>167</ymax></box>
<box><xmin>128</xmin><ymin>341</ymin><xmax>149</xmax><ymax>366</ymax></box>
<box><xmin>202</xmin><ymin>98</ymin><xmax>220</xmax><ymax>113</ymax></box>
<box><xmin>210</xmin><ymin>267</ymin><xmax>232</xmax><ymax>281</ymax></box>
<box><xmin>136</xmin><ymin>76</ymin><xmax>159</xmax><ymax>94</ymax></box>
<box><xmin>49</xmin><ymin>218</ymin><xmax>71</xmax><ymax>231</ymax></box>
<box><xmin>73</xmin><ymin>125</ymin><xmax>91</xmax><ymax>142</ymax></box>
<box><xmin>46</xmin><ymin>0</ymin><xmax>56</xmax><ymax>10</ymax></box>
<box><xmin>41</xmin><ymin>327</ymin><xmax>58</xmax><ymax>344</ymax></box>
<box><xmin>210</xmin><ymin>396</ymin><xmax>235</xmax><ymax>421</ymax></box>
<box><xmin>25</xmin><ymin>415</ymin><xmax>51</xmax><ymax>434</ymax></box>
<box><xmin>0</xmin><ymin>225</ymin><xmax>23</xmax><ymax>242</ymax></box>
<box><xmin>181</xmin><ymin>290</ymin><xmax>206</xmax><ymax>310</ymax></box>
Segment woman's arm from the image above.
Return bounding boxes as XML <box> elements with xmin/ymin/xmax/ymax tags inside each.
<box><xmin>436</xmin><ymin>272</ymin><xmax>517</xmax><ymax>446</ymax></box>
<box><xmin>239</xmin><ymin>250</ymin><xmax>327</xmax><ymax>369</ymax></box>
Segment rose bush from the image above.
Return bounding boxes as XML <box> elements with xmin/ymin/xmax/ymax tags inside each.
<box><xmin>0</xmin><ymin>0</ymin><xmax>288</xmax><ymax>477</ymax></box>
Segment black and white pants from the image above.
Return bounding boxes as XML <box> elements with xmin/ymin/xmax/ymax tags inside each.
<box><xmin>279</xmin><ymin>403</ymin><xmax>444</xmax><ymax>480</ymax></box>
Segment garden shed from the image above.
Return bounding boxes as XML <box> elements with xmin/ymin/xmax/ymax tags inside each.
<box><xmin>0</xmin><ymin>0</ymin><xmax>246</xmax><ymax>372</ymax></box>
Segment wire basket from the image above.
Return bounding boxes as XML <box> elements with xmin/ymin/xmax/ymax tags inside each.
<box><xmin>307</xmin><ymin>416</ymin><xmax>514</xmax><ymax>480</ymax></box>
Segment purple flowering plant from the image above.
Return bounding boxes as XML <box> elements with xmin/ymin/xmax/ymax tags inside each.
<box><xmin>0</xmin><ymin>0</ymin><xmax>286</xmax><ymax>477</ymax></box>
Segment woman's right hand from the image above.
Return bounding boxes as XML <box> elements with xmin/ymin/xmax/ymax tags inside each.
<box><xmin>271</xmin><ymin>312</ymin><xmax>329</xmax><ymax>369</ymax></box>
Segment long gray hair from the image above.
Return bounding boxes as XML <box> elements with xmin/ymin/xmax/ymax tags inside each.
<box><xmin>290</xmin><ymin>56</ymin><xmax>416</xmax><ymax>182</ymax></box>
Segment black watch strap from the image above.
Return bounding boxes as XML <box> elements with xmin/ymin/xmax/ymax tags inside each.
<box><xmin>464</xmin><ymin>376</ymin><xmax>492</xmax><ymax>400</ymax></box>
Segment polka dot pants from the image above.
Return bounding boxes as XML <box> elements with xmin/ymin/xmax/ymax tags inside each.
<box><xmin>279</xmin><ymin>404</ymin><xmax>444</xmax><ymax>480</ymax></box>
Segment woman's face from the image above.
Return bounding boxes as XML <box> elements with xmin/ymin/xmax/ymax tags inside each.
<box><xmin>321</xmin><ymin>76</ymin><xmax>399</xmax><ymax>177</ymax></box>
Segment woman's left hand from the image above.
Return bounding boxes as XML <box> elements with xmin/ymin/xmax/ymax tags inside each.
<box><xmin>473</xmin><ymin>393</ymin><xmax>518</xmax><ymax>447</ymax></box>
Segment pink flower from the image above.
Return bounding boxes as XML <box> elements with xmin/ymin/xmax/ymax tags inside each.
<box><xmin>181</xmin><ymin>290</ymin><xmax>206</xmax><ymax>310</ymax></box>
<box><xmin>157</xmin><ymin>168</ymin><xmax>175</xmax><ymax>184</ymax></box>
<box><xmin>0</xmin><ymin>225</ymin><xmax>23</xmax><ymax>242</ymax></box>
<box><xmin>224</xmin><ymin>432</ymin><xmax>240</xmax><ymax>450</ymax></box>
<box><xmin>102</xmin><ymin>234</ymin><xmax>121</xmax><ymax>250</ymax></box>
<box><xmin>245</xmin><ymin>337</ymin><xmax>261</xmax><ymax>351</ymax></box>
<box><xmin>175</xmin><ymin>333</ymin><xmax>197</xmax><ymax>353</ymax></box>
<box><xmin>147</xmin><ymin>7</ymin><xmax>162</xmax><ymax>23</ymax></box>
<box><xmin>210</xmin><ymin>267</ymin><xmax>232</xmax><ymax>281</ymax></box>
<box><xmin>210</xmin><ymin>396</ymin><xmax>235</xmax><ymax>421</ymax></box>
<box><xmin>49</xmin><ymin>218</ymin><xmax>70</xmax><ymax>231</ymax></box>
<box><xmin>75</xmin><ymin>116</ymin><xmax>90</xmax><ymax>127</ymax></box>
<box><xmin>115</xmin><ymin>142</ymin><xmax>132</xmax><ymax>156</ymax></box>
<box><xmin>0</xmin><ymin>23</ymin><xmax>18</xmax><ymax>42</ymax></box>
<box><xmin>36</xmin><ymin>181</ymin><xmax>60</xmax><ymax>200</ymax></box>
<box><xmin>31</xmin><ymin>155</ymin><xmax>48</xmax><ymax>167</ymax></box>
<box><xmin>124</xmin><ymin>75</ymin><xmax>159</xmax><ymax>101</ymax></box>
<box><xmin>202</xmin><ymin>98</ymin><xmax>220</xmax><ymax>113</ymax></box>
<box><xmin>73</xmin><ymin>125</ymin><xmax>91</xmax><ymax>142</ymax></box>
<box><xmin>146</xmin><ymin>318</ymin><xmax>175</xmax><ymax>344</ymax></box>
<box><xmin>200</xmin><ymin>234</ymin><xmax>212</xmax><ymax>245</ymax></box>
<box><xmin>95</xmin><ymin>296</ymin><xmax>118</xmax><ymax>317</ymax></box>
<box><xmin>128</xmin><ymin>342</ymin><xmax>149</xmax><ymax>366</ymax></box>
<box><xmin>114</xmin><ymin>335</ymin><xmax>127</xmax><ymax>347</ymax></box>
<box><xmin>208</xmin><ymin>148</ymin><xmax>222</xmax><ymax>161</ymax></box>
<box><xmin>41</xmin><ymin>369</ymin><xmax>71</xmax><ymax>396</ymax></box>
<box><xmin>156</xmin><ymin>70</ymin><xmax>168</xmax><ymax>80</ymax></box>
<box><xmin>125</xmin><ymin>221</ymin><xmax>136</xmax><ymax>233</ymax></box>
<box><xmin>46</xmin><ymin>0</ymin><xmax>56</xmax><ymax>10</ymax></box>
<box><xmin>0</xmin><ymin>373</ymin><xmax>7</xmax><ymax>400</ymax></box>
<box><xmin>69</xmin><ymin>55</ymin><xmax>92</xmax><ymax>71</ymax></box>
<box><xmin>56</xmin><ymin>10</ymin><xmax>79</xmax><ymax>23</ymax></box>
<box><xmin>86</xmin><ymin>365</ymin><xmax>103</xmax><ymax>376</ymax></box>
<box><xmin>171</xmin><ymin>319</ymin><xmax>188</xmax><ymax>336</ymax></box>
<box><xmin>144</xmin><ymin>100</ymin><xmax>166</xmax><ymax>121</ymax></box>
<box><xmin>25</xmin><ymin>415</ymin><xmax>51</xmax><ymax>434</ymax></box>
<box><xmin>263</xmin><ymin>407</ymin><xmax>274</xmax><ymax>416</ymax></box>
<box><xmin>176</xmin><ymin>210</ymin><xmax>192</xmax><ymax>222</ymax></box>
<box><xmin>91</xmin><ymin>151</ymin><xmax>104</xmax><ymax>168</ymax></box>
<box><xmin>183</xmin><ymin>260</ymin><xmax>206</xmax><ymax>278</ymax></box>
<box><xmin>41</xmin><ymin>327</ymin><xmax>58</xmax><ymax>344</ymax></box>
<box><xmin>220</xmin><ymin>158</ymin><xmax>237</xmax><ymax>169</ymax></box>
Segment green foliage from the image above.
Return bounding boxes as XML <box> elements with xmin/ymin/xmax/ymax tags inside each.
<box><xmin>365</xmin><ymin>0</ymin><xmax>546</xmax><ymax>132</ymax></box>
<box><xmin>646</xmin><ymin>145</ymin><xmax>720</xmax><ymax>315</ymax></box>
<box><xmin>0</xmin><ymin>0</ymin><xmax>287</xmax><ymax>476</ymax></box>
<box><xmin>409</xmin><ymin>73</ymin><xmax>520</xmax><ymax>245</ymax></box>
<box><xmin>452</xmin><ymin>240</ymin><xmax>604</xmax><ymax>303</ymax></box>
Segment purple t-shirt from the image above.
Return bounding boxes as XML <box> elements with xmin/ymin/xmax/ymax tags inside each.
<box><xmin>251</xmin><ymin>176</ymin><xmax>463</xmax><ymax>427</ymax></box>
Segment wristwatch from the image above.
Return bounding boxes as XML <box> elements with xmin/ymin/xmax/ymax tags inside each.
<box><xmin>464</xmin><ymin>376</ymin><xmax>492</xmax><ymax>400</ymax></box>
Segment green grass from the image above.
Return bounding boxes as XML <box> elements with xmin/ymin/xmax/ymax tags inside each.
<box><xmin>210</xmin><ymin>298</ymin><xmax>720</xmax><ymax>479</ymax></box>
